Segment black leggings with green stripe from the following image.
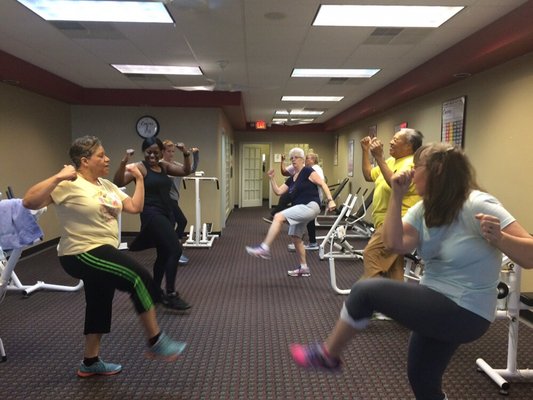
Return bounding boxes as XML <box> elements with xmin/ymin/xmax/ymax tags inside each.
<box><xmin>60</xmin><ymin>245</ymin><xmax>160</xmax><ymax>335</ymax></box>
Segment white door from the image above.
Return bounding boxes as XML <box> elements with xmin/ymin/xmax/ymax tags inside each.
<box><xmin>221</xmin><ymin>133</ymin><xmax>233</xmax><ymax>226</ymax></box>
<box><xmin>241</xmin><ymin>144</ymin><xmax>263</xmax><ymax>207</ymax></box>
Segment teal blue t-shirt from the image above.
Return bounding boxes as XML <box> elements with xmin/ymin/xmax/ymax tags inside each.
<box><xmin>403</xmin><ymin>191</ymin><xmax>515</xmax><ymax>321</ymax></box>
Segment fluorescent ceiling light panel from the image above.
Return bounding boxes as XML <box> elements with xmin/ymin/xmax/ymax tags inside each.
<box><xmin>282</xmin><ymin>96</ymin><xmax>343</xmax><ymax>102</ymax></box>
<box><xmin>112</xmin><ymin>64</ymin><xmax>202</xmax><ymax>75</ymax></box>
<box><xmin>173</xmin><ymin>85</ymin><xmax>214</xmax><ymax>91</ymax></box>
<box><xmin>275</xmin><ymin>109</ymin><xmax>324</xmax><ymax>116</ymax></box>
<box><xmin>17</xmin><ymin>0</ymin><xmax>173</xmax><ymax>23</ymax></box>
<box><xmin>313</xmin><ymin>5</ymin><xmax>464</xmax><ymax>28</ymax></box>
<box><xmin>290</xmin><ymin>110</ymin><xmax>324</xmax><ymax>116</ymax></box>
<box><xmin>292</xmin><ymin>68</ymin><xmax>379</xmax><ymax>78</ymax></box>
<box><xmin>291</xmin><ymin>118</ymin><xmax>315</xmax><ymax>123</ymax></box>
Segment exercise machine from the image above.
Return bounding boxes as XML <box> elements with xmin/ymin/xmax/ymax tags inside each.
<box><xmin>403</xmin><ymin>251</ymin><xmax>424</xmax><ymax>283</ymax></box>
<box><xmin>316</xmin><ymin>194</ymin><xmax>363</xmax><ymax>295</ymax></box>
<box><xmin>318</xmin><ymin>187</ymin><xmax>377</xmax><ymax>261</ymax></box>
<box><xmin>476</xmin><ymin>256</ymin><xmax>533</xmax><ymax>395</ymax></box>
<box><xmin>183</xmin><ymin>174</ymin><xmax>219</xmax><ymax>248</ymax></box>
<box><xmin>345</xmin><ymin>188</ymin><xmax>374</xmax><ymax>239</ymax></box>
<box><xmin>315</xmin><ymin>177</ymin><xmax>350</xmax><ymax>227</ymax></box>
<box><xmin>0</xmin><ymin>198</ymin><xmax>83</xmax><ymax>362</ymax></box>
<box><xmin>0</xmin><ymin>202</ymin><xmax>83</xmax><ymax>297</ymax></box>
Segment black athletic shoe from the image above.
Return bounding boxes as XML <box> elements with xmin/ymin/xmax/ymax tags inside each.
<box><xmin>162</xmin><ymin>292</ymin><xmax>191</xmax><ymax>311</ymax></box>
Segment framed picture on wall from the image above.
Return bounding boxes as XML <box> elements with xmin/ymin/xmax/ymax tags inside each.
<box><xmin>441</xmin><ymin>96</ymin><xmax>466</xmax><ymax>147</ymax></box>
<box><xmin>347</xmin><ymin>139</ymin><xmax>354</xmax><ymax>177</ymax></box>
<box><xmin>393</xmin><ymin>121</ymin><xmax>408</xmax><ymax>133</ymax></box>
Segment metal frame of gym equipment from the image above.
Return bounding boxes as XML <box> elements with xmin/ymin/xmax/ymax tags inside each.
<box><xmin>315</xmin><ymin>177</ymin><xmax>351</xmax><ymax>227</ymax></box>
<box><xmin>345</xmin><ymin>188</ymin><xmax>374</xmax><ymax>240</ymax></box>
<box><xmin>0</xmin><ymin>197</ymin><xmax>83</xmax><ymax>297</ymax></box>
<box><xmin>476</xmin><ymin>256</ymin><xmax>533</xmax><ymax>395</ymax></box>
<box><xmin>0</xmin><ymin>200</ymin><xmax>83</xmax><ymax>362</ymax></box>
<box><xmin>318</xmin><ymin>187</ymin><xmax>375</xmax><ymax>258</ymax></box>
<box><xmin>316</xmin><ymin>194</ymin><xmax>363</xmax><ymax>295</ymax></box>
<box><xmin>318</xmin><ymin>193</ymin><xmax>365</xmax><ymax>260</ymax></box>
<box><xmin>182</xmin><ymin>175</ymin><xmax>220</xmax><ymax>248</ymax></box>
<box><xmin>403</xmin><ymin>252</ymin><xmax>424</xmax><ymax>283</ymax></box>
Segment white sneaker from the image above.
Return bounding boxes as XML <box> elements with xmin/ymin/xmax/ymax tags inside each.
<box><xmin>245</xmin><ymin>244</ymin><xmax>272</xmax><ymax>260</ymax></box>
<box><xmin>287</xmin><ymin>243</ymin><xmax>295</xmax><ymax>251</ymax></box>
<box><xmin>371</xmin><ymin>312</ymin><xmax>392</xmax><ymax>321</ymax></box>
<box><xmin>304</xmin><ymin>243</ymin><xmax>319</xmax><ymax>250</ymax></box>
<box><xmin>287</xmin><ymin>267</ymin><xmax>311</xmax><ymax>277</ymax></box>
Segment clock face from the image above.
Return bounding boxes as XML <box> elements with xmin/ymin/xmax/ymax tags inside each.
<box><xmin>136</xmin><ymin>116</ymin><xmax>159</xmax><ymax>138</ymax></box>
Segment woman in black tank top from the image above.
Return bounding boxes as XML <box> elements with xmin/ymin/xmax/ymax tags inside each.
<box><xmin>114</xmin><ymin>137</ymin><xmax>193</xmax><ymax>311</ymax></box>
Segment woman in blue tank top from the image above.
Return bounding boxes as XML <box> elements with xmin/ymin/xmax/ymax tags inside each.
<box><xmin>245</xmin><ymin>147</ymin><xmax>337</xmax><ymax>277</ymax></box>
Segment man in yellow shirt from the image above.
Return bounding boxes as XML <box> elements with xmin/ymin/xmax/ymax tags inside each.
<box><xmin>360</xmin><ymin>128</ymin><xmax>424</xmax><ymax>280</ymax></box>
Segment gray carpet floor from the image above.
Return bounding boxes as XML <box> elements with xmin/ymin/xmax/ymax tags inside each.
<box><xmin>1</xmin><ymin>205</ymin><xmax>532</xmax><ymax>399</ymax></box>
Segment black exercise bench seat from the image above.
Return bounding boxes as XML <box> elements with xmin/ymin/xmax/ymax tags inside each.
<box><xmin>520</xmin><ymin>292</ymin><xmax>533</xmax><ymax>307</ymax></box>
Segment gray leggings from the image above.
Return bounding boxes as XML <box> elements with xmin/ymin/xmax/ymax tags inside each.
<box><xmin>344</xmin><ymin>278</ymin><xmax>491</xmax><ymax>400</ymax></box>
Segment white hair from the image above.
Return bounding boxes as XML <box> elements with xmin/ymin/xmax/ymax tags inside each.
<box><xmin>288</xmin><ymin>147</ymin><xmax>305</xmax><ymax>159</ymax></box>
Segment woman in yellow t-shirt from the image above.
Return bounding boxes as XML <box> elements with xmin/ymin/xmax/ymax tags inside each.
<box><xmin>23</xmin><ymin>136</ymin><xmax>186</xmax><ymax>378</ymax></box>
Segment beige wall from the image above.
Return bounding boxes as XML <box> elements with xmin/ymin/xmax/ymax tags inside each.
<box><xmin>331</xmin><ymin>52</ymin><xmax>533</xmax><ymax>290</ymax></box>
<box><xmin>0</xmin><ymin>84</ymin><xmax>71</xmax><ymax>239</ymax></box>
<box><xmin>70</xmin><ymin>105</ymin><xmax>232</xmax><ymax>233</ymax></box>
<box><xmin>3</xmin><ymin>51</ymin><xmax>532</xmax><ymax>289</ymax></box>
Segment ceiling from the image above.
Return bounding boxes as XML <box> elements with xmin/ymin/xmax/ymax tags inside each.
<box><xmin>1</xmin><ymin>0</ymin><xmax>533</xmax><ymax>132</ymax></box>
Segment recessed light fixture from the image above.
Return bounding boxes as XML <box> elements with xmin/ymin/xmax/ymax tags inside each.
<box><xmin>282</xmin><ymin>96</ymin><xmax>343</xmax><ymax>102</ymax></box>
<box><xmin>17</xmin><ymin>0</ymin><xmax>174</xmax><ymax>23</ymax></box>
<box><xmin>275</xmin><ymin>109</ymin><xmax>324</xmax><ymax>116</ymax></box>
<box><xmin>173</xmin><ymin>85</ymin><xmax>215</xmax><ymax>91</ymax></box>
<box><xmin>290</xmin><ymin>110</ymin><xmax>324</xmax><ymax>116</ymax></box>
<box><xmin>313</xmin><ymin>5</ymin><xmax>464</xmax><ymax>28</ymax></box>
<box><xmin>112</xmin><ymin>64</ymin><xmax>202</xmax><ymax>75</ymax></box>
<box><xmin>292</xmin><ymin>68</ymin><xmax>380</xmax><ymax>78</ymax></box>
<box><xmin>291</xmin><ymin>118</ymin><xmax>315</xmax><ymax>123</ymax></box>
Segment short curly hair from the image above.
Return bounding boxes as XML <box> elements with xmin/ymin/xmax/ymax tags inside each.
<box><xmin>69</xmin><ymin>135</ymin><xmax>101</xmax><ymax>169</ymax></box>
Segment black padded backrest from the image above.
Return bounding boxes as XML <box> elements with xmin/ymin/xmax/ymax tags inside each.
<box><xmin>330</xmin><ymin>177</ymin><xmax>349</xmax><ymax>201</ymax></box>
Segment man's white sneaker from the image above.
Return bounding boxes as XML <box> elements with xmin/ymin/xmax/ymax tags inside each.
<box><xmin>287</xmin><ymin>267</ymin><xmax>311</xmax><ymax>277</ymax></box>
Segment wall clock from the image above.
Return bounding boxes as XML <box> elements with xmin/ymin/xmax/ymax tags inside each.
<box><xmin>136</xmin><ymin>115</ymin><xmax>159</xmax><ymax>138</ymax></box>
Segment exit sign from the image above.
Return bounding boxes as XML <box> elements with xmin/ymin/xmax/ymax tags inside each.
<box><xmin>255</xmin><ymin>120</ymin><xmax>267</xmax><ymax>129</ymax></box>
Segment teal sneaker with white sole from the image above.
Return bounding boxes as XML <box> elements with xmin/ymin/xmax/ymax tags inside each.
<box><xmin>146</xmin><ymin>332</ymin><xmax>187</xmax><ymax>362</ymax></box>
<box><xmin>77</xmin><ymin>358</ymin><xmax>122</xmax><ymax>378</ymax></box>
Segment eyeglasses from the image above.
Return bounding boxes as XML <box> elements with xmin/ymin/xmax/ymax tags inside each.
<box><xmin>290</xmin><ymin>156</ymin><xmax>303</xmax><ymax>161</ymax></box>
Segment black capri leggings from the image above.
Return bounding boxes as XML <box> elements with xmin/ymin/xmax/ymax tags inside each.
<box><xmin>344</xmin><ymin>278</ymin><xmax>491</xmax><ymax>400</ymax></box>
<box><xmin>60</xmin><ymin>245</ymin><xmax>159</xmax><ymax>335</ymax></box>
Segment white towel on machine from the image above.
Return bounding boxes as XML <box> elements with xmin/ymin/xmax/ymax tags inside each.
<box><xmin>0</xmin><ymin>199</ymin><xmax>43</xmax><ymax>250</ymax></box>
